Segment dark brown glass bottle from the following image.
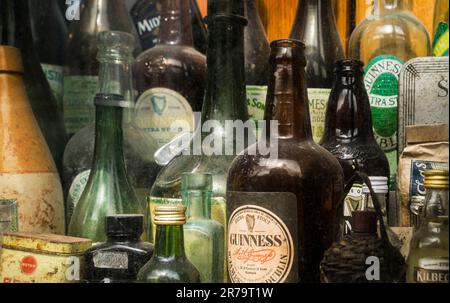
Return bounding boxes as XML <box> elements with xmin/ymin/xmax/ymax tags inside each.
<box><xmin>64</xmin><ymin>0</ymin><xmax>140</xmax><ymax>136</ymax></box>
<box><xmin>1</xmin><ymin>0</ymin><xmax>67</xmax><ymax>174</ymax></box>
<box><xmin>320</xmin><ymin>59</ymin><xmax>390</xmax><ymax>235</ymax></box>
<box><xmin>227</xmin><ymin>39</ymin><xmax>344</xmax><ymax>283</ymax></box>
<box><xmin>290</xmin><ymin>0</ymin><xmax>345</xmax><ymax>143</ymax></box>
<box><xmin>134</xmin><ymin>0</ymin><xmax>206</xmax><ymax>150</ymax></box>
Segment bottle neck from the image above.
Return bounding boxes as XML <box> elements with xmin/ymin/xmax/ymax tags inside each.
<box><xmin>202</xmin><ymin>16</ymin><xmax>248</xmax><ymax>124</ymax></box>
<box><xmin>107</xmin><ymin>234</ymin><xmax>141</xmax><ymax>242</ymax></box>
<box><xmin>374</xmin><ymin>0</ymin><xmax>412</xmax><ymax>14</ymax></box>
<box><xmin>1</xmin><ymin>0</ymin><xmax>34</xmax><ymax>53</ymax></box>
<box><xmin>185</xmin><ymin>191</ymin><xmax>211</xmax><ymax>220</ymax></box>
<box><xmin>322</xmin><ymin>68</ymin><xmax>376</xmax><ymax>143</ymax></box>
<box><xmin>159</xmin><ymin>0</ymin><xmax>193</xmax><ymax>46</ymax></box>
<box><xmin>81</xmin><ymin>0</ymin><xmax>129</xmax><ymax>32</ymax></box>
<box><xmin>295</xmin><ymin>0</ymin><xmax>337</xmax><ymax>33</ymax></box>
<box><xmin>154</xmin><ymin>225</ymin><xmax>186</xmax><ymax>258</ymax></box>
<box><xmin>265</xmin><ymin>43</ymin><xmax>312</xmax><ymax>141</ymax></box>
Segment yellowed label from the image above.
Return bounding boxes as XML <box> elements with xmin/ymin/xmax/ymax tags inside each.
<box><xmin>0</xmin><ymin>173</ymin><xmax>65</xmax><ymax>234</ymax></box>
<box><xmin>0</xmin><ymin>248</ymin><xmax>84</xmax><ymax>283</ymax></box>
<box><xmin>308</xmin><ymin>88</ymin><xmax>331</xmax><ymax>143</ymax></box>
<box><xmin>135</xmin><ymin>87</ymin><xmax>194</xmax><ymax>149</ymax></box>
<box><xmin>227</xmin><ymin>205</ymin><xmax>294</xmax><ymax>283</ymax></box>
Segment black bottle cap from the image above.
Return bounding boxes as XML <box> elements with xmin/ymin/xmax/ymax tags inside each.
<box><xmin>334</xmin><ymin>59</ymin><xmax>364</xmax><ymax>73</ymax></box>
<box><xmin>352</xmin><ymin>211</ymin><xmax>377</xmax><ymax>234</ymax></box>
<box><xmin>106</xmin><ymin>215</ymin><xmax>144</xmax><ymax>237</ymax></box>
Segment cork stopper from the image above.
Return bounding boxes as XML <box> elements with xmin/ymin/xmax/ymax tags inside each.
<box><xmin>153</xmin><ymin>205</ymin><xmax>186</xmax><ymax>226</ymax></box>
<box><xmin>424</xmin><ymin>170</ymin><xmax>449</xmax><ymax>189</ymax></box>
<box><xmin>352</xmin><ymin>211</ymin><xmax>377</xmax><ymax>234</ymax></box>
<box><xmin>0</xmin><ymin>46</ymin><xmax>24</xmax><ymax>73</ymax></box>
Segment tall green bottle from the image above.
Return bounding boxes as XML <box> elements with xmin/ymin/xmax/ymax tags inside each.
<box><xmin>148</xmin><ymin>0</ymin><xmax>249</xmax><ymax>238</ymax></box>
<box><xmin>183</xmin><ymin>173</ymin><xmax>224</xmax><ymax>283</ymax></box>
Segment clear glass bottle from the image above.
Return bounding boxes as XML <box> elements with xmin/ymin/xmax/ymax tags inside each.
<box><xmin>138</xmin><ymin>205</ymin><xmax>201</xmax><ymax>283</ymax></box>
<box><xmin>148</xmin><ymin>0</ymin><xmax>249</xmax><ymax>239</ymax></box>
<box><xmin>290</xmin><ymin>0</ymin><xmax>345</xmax><ymax>143</ymax></box>
<box><xmin>407</xmin><ymin>170</ymin><xmax>449</xmax><ymax>283</ymax></box>
<box><xmin>63</xmin><ymin>0</ymin><xmax>140</xmax><ymax>136</ymax></box>
<box><xmin>349</xmin><ymin>0</ymin><xmax>432</xmax><ymax>192</ymax></box>
<box><xmin>432</xmin><ymin>0</ymin><xmax>449</xmax><ymax>57</ymax></box>
<box><xmin>84</xmin><ymin>215</ymin><xmax>153</xmax><ymax>283</ymax></box>
<box><xmin>182</xmin><ymin>173</ymin><xmax>224</xmax><ymax>283</ymax></box>
<box><xmin>68</xmin><ymin>93</ymin><xmax>145</xmax><ymax>242</ymax></box>
<box><xmin>63</xmin><ymin>31</ymin><xmax>160</xmax><ymax>226</ymax></box>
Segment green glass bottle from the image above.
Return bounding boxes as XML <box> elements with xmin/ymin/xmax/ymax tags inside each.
<box><xmin>138</xmin><ymin>205</ymin><xmax>201</xmax><ymax>283</ymax></box>
<box><xmin>148</xmin><ymin>0</ymin><xmax>249</xmax><ymax>239</ymax></box>
<box><xmin>68</xmin><ymin>93</ymin><xmax>144</xmax><ymax>242</ymax></box>
<box><xmin>433</xmin><ymin>0</ymin><xmax>449</xmax><ymax>57</ymax></box>
<box><xmin>182</xmin><ymin>173</ymin><xmax>224</xmax><ymax>283</ymax></box>
<box><xmin>407</xmin><ymin>170</ymin><xmax>449</xmax><ymax>283</ymax></box>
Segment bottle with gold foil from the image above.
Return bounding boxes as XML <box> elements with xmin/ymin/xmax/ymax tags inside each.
<box><xmin>349</xmin><ymin>0</ymin><xmax>431</xmax><ymax>193</ymax></box>
<box><xmin>290</xmin><ymin>0</ymin><xmax>345</xmax><ymax>143</ymax></box>
<box><xmin>407</xmin><ymin>170</ymin><xmax>449</xmax><ymax>283</ymax></box>
<box><xmin>227</xmin><ymin>39</ymin><xmax>344</xmax><ymax>283</ymax></box>
<box><xmin>0</xmin><ymin>46</ymin><xmax>65</xmax><ymax>234</ymax></box>
<box><xmin>432</xmin><ymin>0</ymin><xmax>449</xmax><ymax>57</ymax></box>
<box><xmin>138</xmin><ymin>205</ymin><xmax>200</xmax><ymax>283</ymax></box>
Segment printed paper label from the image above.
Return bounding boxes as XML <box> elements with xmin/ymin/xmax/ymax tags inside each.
<box><xmin>247</xmin><ymin>85</ymin><xmax>268</xmax><ymax>134</ymax></box>
<box><xmin>135</xmin><ymin>88</ymin><xmax>194</xmax><ymax>149</ymax></box>
<box><xmin>66</xmin><ymin>170</ymin><xmax>91</xmax><ymax>222</ymax></box>
<box><xmin>415</xmin><ymin>257</ymin><xmax>449</xmax><ymax>283</ymax></box>
<box><xmin>433</xmin><ymin>22</ymin><xmax>449</xmax><ymax>57</ymax></box>
<box><xmin>308</xmin><ymin>88</ymin><xmax>331</xmax><ymax>143</ymax></box>
<box><xmin>0</xmin><ymin>200</ymin><xmax>18</xmax><ymax>233</ymax></box>
<box><xmin>93</xmin><ymin>252</ymin><xmax>129</xmax><ymax>270</ymax></box>
<box><xmin>343</xmin><ymin>183</ymin><xmax>364</xmax><ymax>235</ymax></box>
<box><xmin>41</xmin><ymin>63</ymin><xmax>64</xmax><ymax>110</ymax></box>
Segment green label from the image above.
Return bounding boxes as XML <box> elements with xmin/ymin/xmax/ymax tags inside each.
<box><xmin>0</xmin><ymin>199</ymin><xmax>18</xmax><ymax>233</ymax></box>
<box><xmin>41</xmin><ymin>64</ymin><xmax>63</xmax><ymax>110</ymax></box>
<box><xmin>365</xmin><ymin>56</ymin><xmax>404</xmax><ymax>190</ymax></box>
<box><xmin>66</xmin><ymin>169</ymin><xmax>91</xmax><ymax>222</ymax></box>
<box><xmin>433</xmin><ymin>22</ymin><xmax>449</xmax><ymax>57</ymax></box>
<box><xmin>135</xmin><ymin>88</ymin><xmax>194</xmax><ymax>149</ymax></box>
<box><xmin>63</xmin><ymin>76</ymin><xmax>99</xmax><ymax>135</ymax></box>
<box><xmin>308</xmin><ymin>88</ymin><xmax>331</xmax><ymax>143</ymax></box>
<box><xmin>246</xmin><ymin>85</ymin><xmax>267</xmax><ymax>125</ymax></box>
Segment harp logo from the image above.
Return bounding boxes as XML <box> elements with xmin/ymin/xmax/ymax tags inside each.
<box><xmin>151</xmin><ymin>95</ymin><xmax>167</xmax><ymax>116</ymax></box>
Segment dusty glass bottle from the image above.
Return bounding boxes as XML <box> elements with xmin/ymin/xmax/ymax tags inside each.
<box><xmin>227</xmin><ymin>39</ymin><xmax>344</xmax><ymax>283</ymax></box>
<box><xmin>29</xmin><ymin>0</ymin><xmax>67</xmax><ymax>110</ymax></box>
<box><xmin>183</xmin><ymin>173</ymin><xmax>224</xmax><ymax>283</ymax></box>
<box><xmin>433</xmin><ymin>0</ymin><xmax>449</xmax><ymax>57</ymax></box>
<box><xmin>148</xmin><ymin>0</ymin><xmax>249</xmax><ymax>239</ymax></box>
<box><xmin>138</xmin><ymin>205</ymin><xmax>200</xmax><ymax>283</ymax></box>
<box><xmin>244</xmin><ymin>0</ymin><xmax>270</xmax><ymax>132</ymax></box>
<box><xmin>84</xmin><ymin>215</ymin><xmax>153</xmax><ymax>283</ymax></box>
<box><xmin>134</xmin><ymin>0</ymin><xmax>206</xmax><ymax>150</ymax></box>
<box><xmin>1</xmin><ymin>0</ymin><xmax>67</xmax><ymax>173</ymax></box>
<box><xmin>290</xmin><ymin>0</ymin><xmax>345</xmax><ymax>143</ymax></box>
<box><xmin>68</xmin><ymin>93</ymin><xmax>145</xmax><ymax>242</ymax></box>
<box><xmin>407</xmin><ymin>170</ymin><xmax>449</xmax><ymax>283</ymax></box>
<box><xmin>63</xmin><ymin>31</ymin><xmax>159</xmax><ymax>226</ymax></box>
<box><xmin>0</xmin><ymin>46</ymin><xmax>65</xmax><ymax>234</ymax></box>
<box><xmin>320</xmin><ymin>59</ymin><xmax>389</xmax><ymax>234</ymax></box>
<box><xmin>349</xmin><ymin>0</ymin><xmax>431</xmax><ymax>192</ymax></box>
<box><xmin>64</xmin><ymin>0</ymin><xmax>140</xmax><ymax>136</ymax></box>
<box><xmin>131</xmin><ymin>0</ymin><xmax>207</xmax><ymax>53</ymax></box>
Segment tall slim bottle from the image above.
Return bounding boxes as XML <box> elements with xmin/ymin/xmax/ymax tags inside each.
<box><xmin>1</xmin><ymin>0</ymin><xmax>67</xmax><ymax>173</ymax></box>
<box><xmin>349</xmin><ymin>0</ymin><xmax>431</xmax><ymax>193</ymax></box>
<box><xmin>64</xmin><ymin>0</ymin><xmax>140</xmax><ymax>136</ymax></box>
<box><xmin>148</xmin><ymin>0</ymin><xmax>249</xmax><ymax>238</ymax></box>
<box><xmin>227</xmin><ymin>39</ymin><xmax>344</xmax><ymax>283</ymax></box>
<box><xmin>432</xmin><ymin>0</ymin><xmax>449</xmax><ymax>57</ymax></box>
<box><xmin>290</xmin><ymin>0</ymin><xmax>345</xmax><ymax>143</ymax></box>
<box><xmin>244</xmin><ymin>0</ymin><xmax>270</xmax><ymax>129</ymax></box>
<box><xmin>0</xmin><ymin>46</ymin><xmax>65</xmax><ymax>234</ymax></box>
<box><xmin>30</xmin><ymin>0</ymin><xmax>68</xmax><ymax>110</ymax></box>
<box><xmin>134</xmin><ymin>0</ymin><xmax>206</xmax><ymax>150</ymax></box>
<box><xmin>63</xmin><ymin>31</ymin><xmax>159</xmax><ymax>226</ymax></box>
<box><xmin>320</xmin><ymin>59</ymin><xmax>389</xmax><ymax>234</ymax></box>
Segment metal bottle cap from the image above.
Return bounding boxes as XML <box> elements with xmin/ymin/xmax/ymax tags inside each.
<box><xmin>424</xmin><ymin>170</ymin><xmax>449</xmax><ymax>189</ymax></box>
<box><xmin>153</xmin><ymin>205</ymin><xmax>186</xmax><ymax>225</ymax></box>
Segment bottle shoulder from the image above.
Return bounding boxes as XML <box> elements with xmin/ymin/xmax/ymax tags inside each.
<box><xmin>139</xmin><ymin>257</ymin><xmax>200</xmax><ymax>283</ymax></box>
<box><xmin>85</xmin><ymin>241</ymin><xmax>154</xmax><ymax>256</ymax></box>
<box><xmin>135</xmin><ymin>45</ymin><xmax>206</xmax><ymax>67</ymax></box>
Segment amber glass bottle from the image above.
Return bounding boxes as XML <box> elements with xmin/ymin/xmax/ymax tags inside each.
<box><xmin>227</xmin><ymin>39</ymin><xmax>344</xmax><ymax>283</ymax></box>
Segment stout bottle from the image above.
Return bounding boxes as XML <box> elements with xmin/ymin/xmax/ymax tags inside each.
<box><xmin>244</xmin><ymin>0</ymin><xmax>270</xmax><ymax>129</ymax></box>
<box><xmin>349</xmin><ymin>0</ymin><xmax>431</xmax><ymax>192</ymax></box>
<box><xmin>290</xmin><ymin>0</ymin><xmax>345</xmax><ymax>143</ymax></box>
<box><xmin>30</xmin><ymin>0</ymin><xmax>68</xmax><ymax>110</ymax></box>
<box><xmin>130</xmin><ymin>0</ymin><xmax>207</xmax><ymax>53</ymax></box>
<box><xmin>1</xmin><ymin>0</ymin><xmax>67</xmax><ymax>173</ymax></box>
<box><xmin>134</xmin><ymin>0</ymin><xmax>207</xmax><ymax>150</ymax></box>
<box><xmin>227</xmin><ymin>39</ymin><xmax>344</xmax><ymax>283</ymax></box>
<box><xmin>64</xmin><ymin>0</ymin><xmax>140</xmax><ymax>136</ymax></box>
<box><xmin>320</xmin><ymin>59</ymin><xmax>389</xmax><ymax>234</ymax></box>
<box><xmin>148</xmin><ymin>0</ymin><xmax>249</xmax><ymax>238</ymax></box>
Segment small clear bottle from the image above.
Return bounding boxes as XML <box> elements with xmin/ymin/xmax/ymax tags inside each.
<box><xmin>182</xmin><ymin>173</ymin><xmax>224</xmax><ymax>283</ymax></box>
